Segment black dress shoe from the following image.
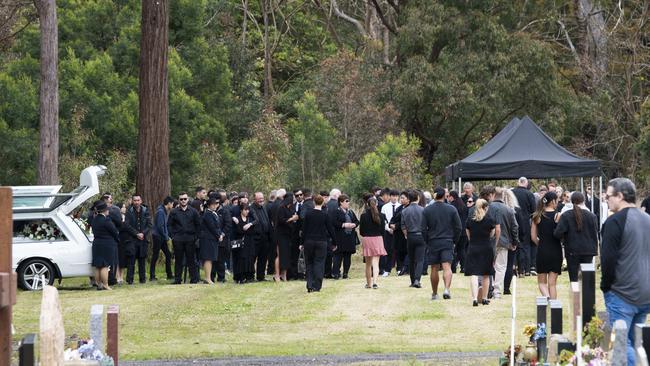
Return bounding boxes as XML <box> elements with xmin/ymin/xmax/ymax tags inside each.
<box><xmin>473</xmin><ymin>300</ymin><xmax>479</xmax><ymax>307</ymax></box>
<box><xmin>413</xmin><ymin>281</ymin><xmax>421</xmax><ymax>288</ymax></box>
<box><xmin>504</xmin><ymin>289</ymin><xmax>511</xmax><ymax>295</ymax></box>
<box><xmin>482</xmin><ymin>299</ymin><xmax>490</xmax><ymax>305</ymax></box>
<box><xmin>342</xmin><ymin>273</ymin><xmax>348</xmax><ymax>279</ymax></box>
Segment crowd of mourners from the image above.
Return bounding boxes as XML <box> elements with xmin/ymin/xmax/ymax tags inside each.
<box><xmin>88</xmin><ymin>176</ymin><xmax>650</xmax><ymax>364</ymax></box>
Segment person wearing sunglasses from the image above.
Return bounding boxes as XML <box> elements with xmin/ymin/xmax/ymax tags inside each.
<box><xmin>168</xmin><ymin>192</ymin><xmax>202</xmax><ymax>284</ymax></box>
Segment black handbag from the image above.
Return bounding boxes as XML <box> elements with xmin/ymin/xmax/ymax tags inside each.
<box><xmin>297</xmin><ymin>248</ymin><xmax>306</xmax><ymax>274</ymax></box>
<box><xmin>230</xmin><ymin>238</ymin><xmax>244</xmax><ymax>249</ymax></box>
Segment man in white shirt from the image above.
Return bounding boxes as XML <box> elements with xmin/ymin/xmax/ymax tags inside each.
<box><xmin>379</xmin><ymin>190</ymin><xmax>400</xmax><ymax>276</ymax></box>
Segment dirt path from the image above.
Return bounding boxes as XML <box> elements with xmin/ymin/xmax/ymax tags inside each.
<box><xmin>121</xmin><ymin>351</ymin><xmax>500</xmax><ymax>365</ymax></box>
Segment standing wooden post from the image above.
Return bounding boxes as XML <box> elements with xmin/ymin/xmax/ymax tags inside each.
<box><xmin>107</xmin><ymin>305</ymin><xmax>119</xmax><ymax>365</ymax></box>
<box><xmin>549</xmin><ymin>300</ymin><xmax>563</xmax><ymax>335</ymax></box>
<box><xmin>0</xmin><ymin>187</ymin><xmax>15</xmax><ymax>366</ymax></box>
<box><xmin>580</xmin><ymin>263</ymin><xmax>596</xmax><ymax>325</ymax></box>
<box><xmin>19</xmin><ymin>334</ymin><xmax>36</xmax><ymax>366</ymax></box>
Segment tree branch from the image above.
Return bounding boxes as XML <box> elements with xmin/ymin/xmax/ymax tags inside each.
<box><xmin>330</xmin><ymin>0</ymin><xmax>367</xmax><ymax>37</ymax></box>
<box><xmin>369</xmin><ymin>0</ymin><xmax>397</xmax><ymax>35</ymax></box>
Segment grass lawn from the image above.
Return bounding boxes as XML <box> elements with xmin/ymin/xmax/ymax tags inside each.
<box><xmin>12</xmin><ymin>255</ymin><xmax>611</xmax><ymax>361</ymax></box>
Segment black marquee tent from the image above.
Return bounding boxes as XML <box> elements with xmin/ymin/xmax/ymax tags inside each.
<box><xmin>445</xmin><ymin>116</ymin><xmax>602</xmax><ymax>181</ymax></box>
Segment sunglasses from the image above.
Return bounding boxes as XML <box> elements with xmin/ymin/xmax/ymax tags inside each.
<box><xmin>179</xmin><ymin>198</ymin><xmax>188</xmax><ymax>201</ymax></box>
<box><xmin>467</xmin><ymin>200</ymin><xmax>474</xmax><ymax>203</ymax></box>
<box><xmin>295</xmin><ymin>194</ymin><xmax>303</xmax><ymax>198</ymax></box>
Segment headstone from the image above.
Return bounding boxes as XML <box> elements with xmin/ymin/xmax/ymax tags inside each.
<box><xmin>40</xmin><ymin>285</ymin><xmax>65</xmax><ymax>365</ymax></box>
<box><xmin>547</xmin><ymin>334</ymin><xmax>570</xmax><ymax>363</ymax></box>
<box><xmin>636</xmin><ymin>324</ymin><xmax>650</xmax><ymax>366</ymax></box>
<box><xmin>571</xmin><ymin>282</ymin><xmax>580</xmax><ymax>339</ymax></box>
<box><xmin>19</xmin><ymin>334</ymin><xmax>36</xmax><ymax>366</ymax></box>
<box><xmin>549</xmin><ymin>300</ymin><xmax>562</xmax><ymax>334</ymax></box>
<box><xmin>599</xmin><ymin>311</ymin><xmax>611</xmax><ymax>350</ymax></box>
<box><xmin>610</xmin><ymin>319</ymin><xmax>628</xmax><ymax>366</ymax></box>
<box><xmin>107</xmin><ymin>305</ymin><xmax>119</xmax><ymax>366</ymax></box>
<box><xmin>89</xmin><ymin>304</ymin><xmax>104</xmax><ymax>349</ymax></box>
<box><xmin>580</xmin><ymin>263</ymin><xmax>596</xmax><ymax>325</ymax></box>
<box><xmin>536</xmin><ymin>297</ymin><xmax>548</xmax><ymax>362</ymax></box>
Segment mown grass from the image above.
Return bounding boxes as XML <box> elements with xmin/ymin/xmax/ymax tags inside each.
<box><xmin>12</xmin><ymin>255</ymin><xmax>611</xmax><ymax>361</ymax></box>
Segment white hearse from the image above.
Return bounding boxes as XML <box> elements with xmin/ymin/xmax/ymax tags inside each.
<box><xmin>11</xmin><ymin>165</ymin><xmax>106</xmax><ymax>290</ymax></box>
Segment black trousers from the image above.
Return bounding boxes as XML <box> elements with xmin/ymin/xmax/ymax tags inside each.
<box><xmin>126</xmin><ymin>255</ymin><xmax>146</xmax><ymax>284</ymax></box>
<box><xmin>452</xmin><ymin>235</ymin><xmax>468</xmax><ymax>273</ymax></box>
<box><xmin>173</xmin><ymin>239</ymin><xmax>199</xmax><ymax>283</ymax></box>
<box><xmin>304</xmin><ymin>240</ymin><xmax>327</xmax><ymax>291</ymax></box>
<box><xmin>151</xmin><ymin>235</ymin><xmax>173</xmax><ymax>279</ymax></box>
<box><xmin>504</xmin><ymin>249</ymin><xmax>516</xmax><ymax>292</ymax></box>
<box><xmin>108</xmin><ymin>247</ymin><xmax>118</xmax><ymax>285</ymax></box>
<box><xmin>394</xmin><ymin>235</ymin><xmax>408</xmax><ymax>272</ymax></box>
<box><xmin>324</xmin><ymin>242</ymin><xmax>334</xmax><ymax>277</ymax></box>
<box><xmin>332</xmin><ymin>252</ymin><xmax>352</xmax><ymax>277</ymax></box>
<box><xmin>289</xmin><ymin>240</ymin><xmax>302</xmax><ymax>279</ymax></box>
<box><xmin>407</xmin><ymin>233</ymin><xmax>425</xmax><ymax>284</ymax></box>
<box><xmin>211</xmin><ymin>245</ymin><xmax>229</xmax><ymax>282</ymax></box>
<box><xmin>267</xmin><ymin>236</ymin><xmax>277</xmax><ymax>275</ymax></box>
<box><xmin>566</xmin><ymin>254</ymin><xmax>594</xmax><ymax>282</ymax></box>
<box><xmin>255</xmin><ymin>236</ymin><xmax>271</xmax><ymax>280</ymax></box>
<box><xmin>379</xmin><ymin>233</ymin><xmax>395</xmax><ymax>273</ymax></box>
<box><xmin>529</xmin><ymin>243</ymin><xmax>537</xmax><ymax>271</ymax></box>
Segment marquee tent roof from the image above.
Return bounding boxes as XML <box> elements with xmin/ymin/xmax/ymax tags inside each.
<box><xmin>445</xmin><ymin>116</ymin><xmax>602</xmax><ymax>181</ymax></box>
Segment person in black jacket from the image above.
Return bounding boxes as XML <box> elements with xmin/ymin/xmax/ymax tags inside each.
<box><xmin>212</xmin><ymin>190</ymin><xmax>232</xmax><ymax>282</ymax></box>
<box><xmin>124</xmin><ymin>195</ymin><xmax>152</xmax><ymax>284</ymax></box>
<box><xmin>232</xmin><ymin>203</ymin><xmax>257</xmax><ymax>283</ymax></box>
<box><xmin>251</xmin><ymin>192</ymin><xmax>273</xmax><ymax>281</ymax></box>
<box><xmin>390</xmin><ymin>192</ymin><xmax>409</xmax><ymax>275</ymax></box>
<box><xmin>512</xmin><ymin>177</ymin><xmax>537</xmax><ymax>276</ymax></box>
<box><xmin>553</xmin><ymin>192</ymin><xmax>598</xmax><ymax>282</ymax></box>
<box><xmin>301</xmin><ymin>195</ymin><xmax>336</xmax><ymax>292</ymax></box>
<box><xmin>423</xmin><ymin>188</ymin><xmax>462</xmax><ymax>299</ymax></box>
<box><xmin>359</xmin><ymin>197</ymin><xmax>387</xmax><ymax>289</ymax></box>
<box><xmin>199</xmin><ymin>198</ymin><xmax>224</xmax><ymax>284</ymax></box>
<box><xmin>168</xmin><ymin>192</ymin><xmax>202</xmax><ymax>284</ymax></box>
<box><xmin>274</xmin><ymin>195</ymin><xmax>299</xmax><ymax>281</ymax></box>
<box><xmin>325</xmin><ymin>189</ymin><xmax>341</xmax><ymax>278</ymax></box>
<box><xmin>91</xmin><ymin>200</ymin><xmax>120</xmax><ymax>290</ymax></box>
<box><xmin>448</xmin><ymin>191</ymin><xmax>468</xmax><ymax>274</ymax></box>
<box><xmin>332</xmin><ymin>194</ymin><xmax>359</xmax><ymax>279</ymax></box>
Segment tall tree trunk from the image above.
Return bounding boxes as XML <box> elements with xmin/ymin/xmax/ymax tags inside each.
<box><xmin>575</xmin><ymin>0</ymin><xmax>608</xmax><ymax>88</ymax></box>
<box><xmin>35</xmin><ymin>0</ymin><xmax>59</xmax><ymax>185</ymax></box>
<box><xmin>137</xmin><ymin>0</ymin><xmax>170</xmax><ymax>208</ymax></box>
<box><xmin>262</xmin><ymin>0</ymin><xmax>274</xmax><ymax>105</ymax></box>
<box><xmin>241</xmin><ymin>0</ymin><xmax>248</xmax><ymax>47</ymax></box>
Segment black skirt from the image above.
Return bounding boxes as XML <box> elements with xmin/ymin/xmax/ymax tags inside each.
<box><xmin>92</xmin><ymin>242</ymin><xmax>117</xmax><ymax>268</ymax></box>
<box><xmin>464</xmin><ymin>240</ymin><xmax>494</xmax><ymax>276</ymax></box>
<box><xmin>276</xmin><ymin>233</ymin><xmax>292</xmax><ymax>271</ymax></box>
<box><xmin>199</xmin><ymin>237</ymin><xmax>218</xmax><ymax>261</ymax></box>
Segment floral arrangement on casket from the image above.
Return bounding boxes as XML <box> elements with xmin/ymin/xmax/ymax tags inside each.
<box><xmin>21</xmin><ymin>221</ymin><xmax>65</xmax><ymax>241</ymax></box>
<box><xmin>73</xmin><ymin>217</ymin><xmax>92</xmax><ymax>236</ymax></box>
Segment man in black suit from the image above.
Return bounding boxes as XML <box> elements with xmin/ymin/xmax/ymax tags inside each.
<box><xmin>168</xmin><ymin>192</ymin><xmax>202</xmax><ymax>284</ymax></box>
<box><xmin>251</xmin><ymin>192</ymin><xmax>272</xmax><ymax>281</ymax></box>
<box><xmin>512</xmin><ymin>177</ymin><xmax>536</xmax><ymax>276</ymax></box>
<box><xmin>125</xmin><ymin>194</ymin><xmax>152</xmax><ymax>284</ymax></box>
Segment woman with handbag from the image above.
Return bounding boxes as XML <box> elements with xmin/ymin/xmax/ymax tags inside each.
<box><xmin>274</xmin><ymin>195</ymin><xmax>299</xmax><ymax>282</ymax></box>
<box><xmin>199</xmin><ymin>198</ymin><xmax>224</xmax><ymax>284</ymax></box>
<box><xmin>332</xmin><ymin>194</ymin><xmax>359</xmax><ymax>279</ymax></box>
<box><xmin>232</xmin><ymin>203</ymin><xmax>257</xmax><ymax>284</ymax></box>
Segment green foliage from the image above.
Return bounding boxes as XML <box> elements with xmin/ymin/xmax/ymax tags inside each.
<box><xmin>233</xmin><ymin>111</ymin><xmax>289</xmax><ymax>193</ymax></box>
<box><xmin>331</xmin><ymin>133</ymin><xmax>430</xmax><ymax>200</ymax></box>
<box><xmin>287</xmin><ymin>91</ymin><xmax>341</xmax><ymax>190</ymax></box>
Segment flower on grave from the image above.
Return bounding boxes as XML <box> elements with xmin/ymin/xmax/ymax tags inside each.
<box><xmin>533</xmin><ymin>323</ymin><xmax>547</xmax><ymax>341</ymax></box>
<box><xmin>523</xmin><ymin>323</ymin><xmax>537</xmax><ymax>338</ymax></box>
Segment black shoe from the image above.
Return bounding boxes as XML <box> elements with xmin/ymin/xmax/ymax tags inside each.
<box><xmin>173</xmin><ymin>281</ymin><xmax>182</xmax><ymax>285</ymax></box>
<box><xmin>332</xmin><ymin>274</ymin><xmax>340</xmax><ymax>280</ymax></box>
<box><xmin>504</xmin><ymin>289</ymin><xmax>511</xmax><ymax>295</ymax></box>
<box><xmin>372</xmin><ymin>284</ymin><xmax>378</xmax><ymax>289</ymax></box>
<box><xmin>307</xmin><ymin>288</ymin><xmax>313</xmax><ymax>293</ymax></box>
<box><xmin>257</xmin><ymin>278</ymin><xmax>267</xmax><ymax>282</ymax></box>
<box><xmin>443</xmin><ymin>293</ymin><xmax>451</xmax><ymax>300</ymax></box>
<box><xmin>482</xmin><ymin>299</ymin><xmax>490</xmax><ymax>305</ymax></box>
<box><xmin>413</xmin><ymin>281</ymin><xmax>421</xmax><ymax>288</ymax></box>
<box><xmin>342</xmin><ymin>273</ymin><xmax>348</xmax><ymax>279</ymax></box>
<box><xmin>473</xmin><ymin>300</ymin><xmax>479</xmax><ymax>307</ymax></box>
<box><xmin>149</xmin><ymin>277</ymin><xmax>157</xmax><ymax>281</ymax></box>
<box><xmin>139</xmin><ymin>280</ymin><xmax>146</xmax><ymax>284</ymax></box>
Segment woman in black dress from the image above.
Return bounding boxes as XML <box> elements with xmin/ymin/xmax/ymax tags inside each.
<box><xmin>199</xmin><ymin>198</ymin><xmax>224</xmax><ymax>284</ymax></box>
<box><xmin>332</xmin><ymin>194</ymin><xmax>359</xmax><ymax>279</ymax></box>
<box><xmin>274</xmin><ymin>195</ymin><xmax>299</xmax><ymax>282</ymax></box>
<box><xmin>531</xmin><ymin>191</ymin><xmax>562</xmax><ymax>299</ymax></box>
<box><xmin>553</xmin><ymin>192</ymin><xmax>598</xmax><ymax>282</ymax></box>
<box><xmin>232</xmin><ymin>203</ymin><xmax>257</xmax><ymax>284</ymax></box>
<box><xmin>465</xmin><ymin>199</ymin><xmax>499</xmax><ymax>306</ymax></box>
<box><xmin>91</xmin><ymin>200</ymin><xmax>120</xmax><ymax>291</ymax></box>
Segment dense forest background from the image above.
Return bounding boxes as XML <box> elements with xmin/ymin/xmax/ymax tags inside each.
<box><xmin>0</xmin><ymin>0</ymin><xmax>648</xmax><ymax>200</ymax></box>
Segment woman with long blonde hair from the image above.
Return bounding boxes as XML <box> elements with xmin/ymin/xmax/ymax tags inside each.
<box><xmin>465</xmin><ymin>199</ymin><xmax>500</xmax><ymax>306</ymax></box>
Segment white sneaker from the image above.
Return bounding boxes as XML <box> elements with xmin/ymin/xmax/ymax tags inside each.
<box><xmin>382</xmin><ymin>272</ymin><xmax>390</xmax><ymax>277</ymax></box>
<box><xmin>493</xmin><ymin>291</ymin><xmax>502</xmax><ymax>299</ymax></box>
